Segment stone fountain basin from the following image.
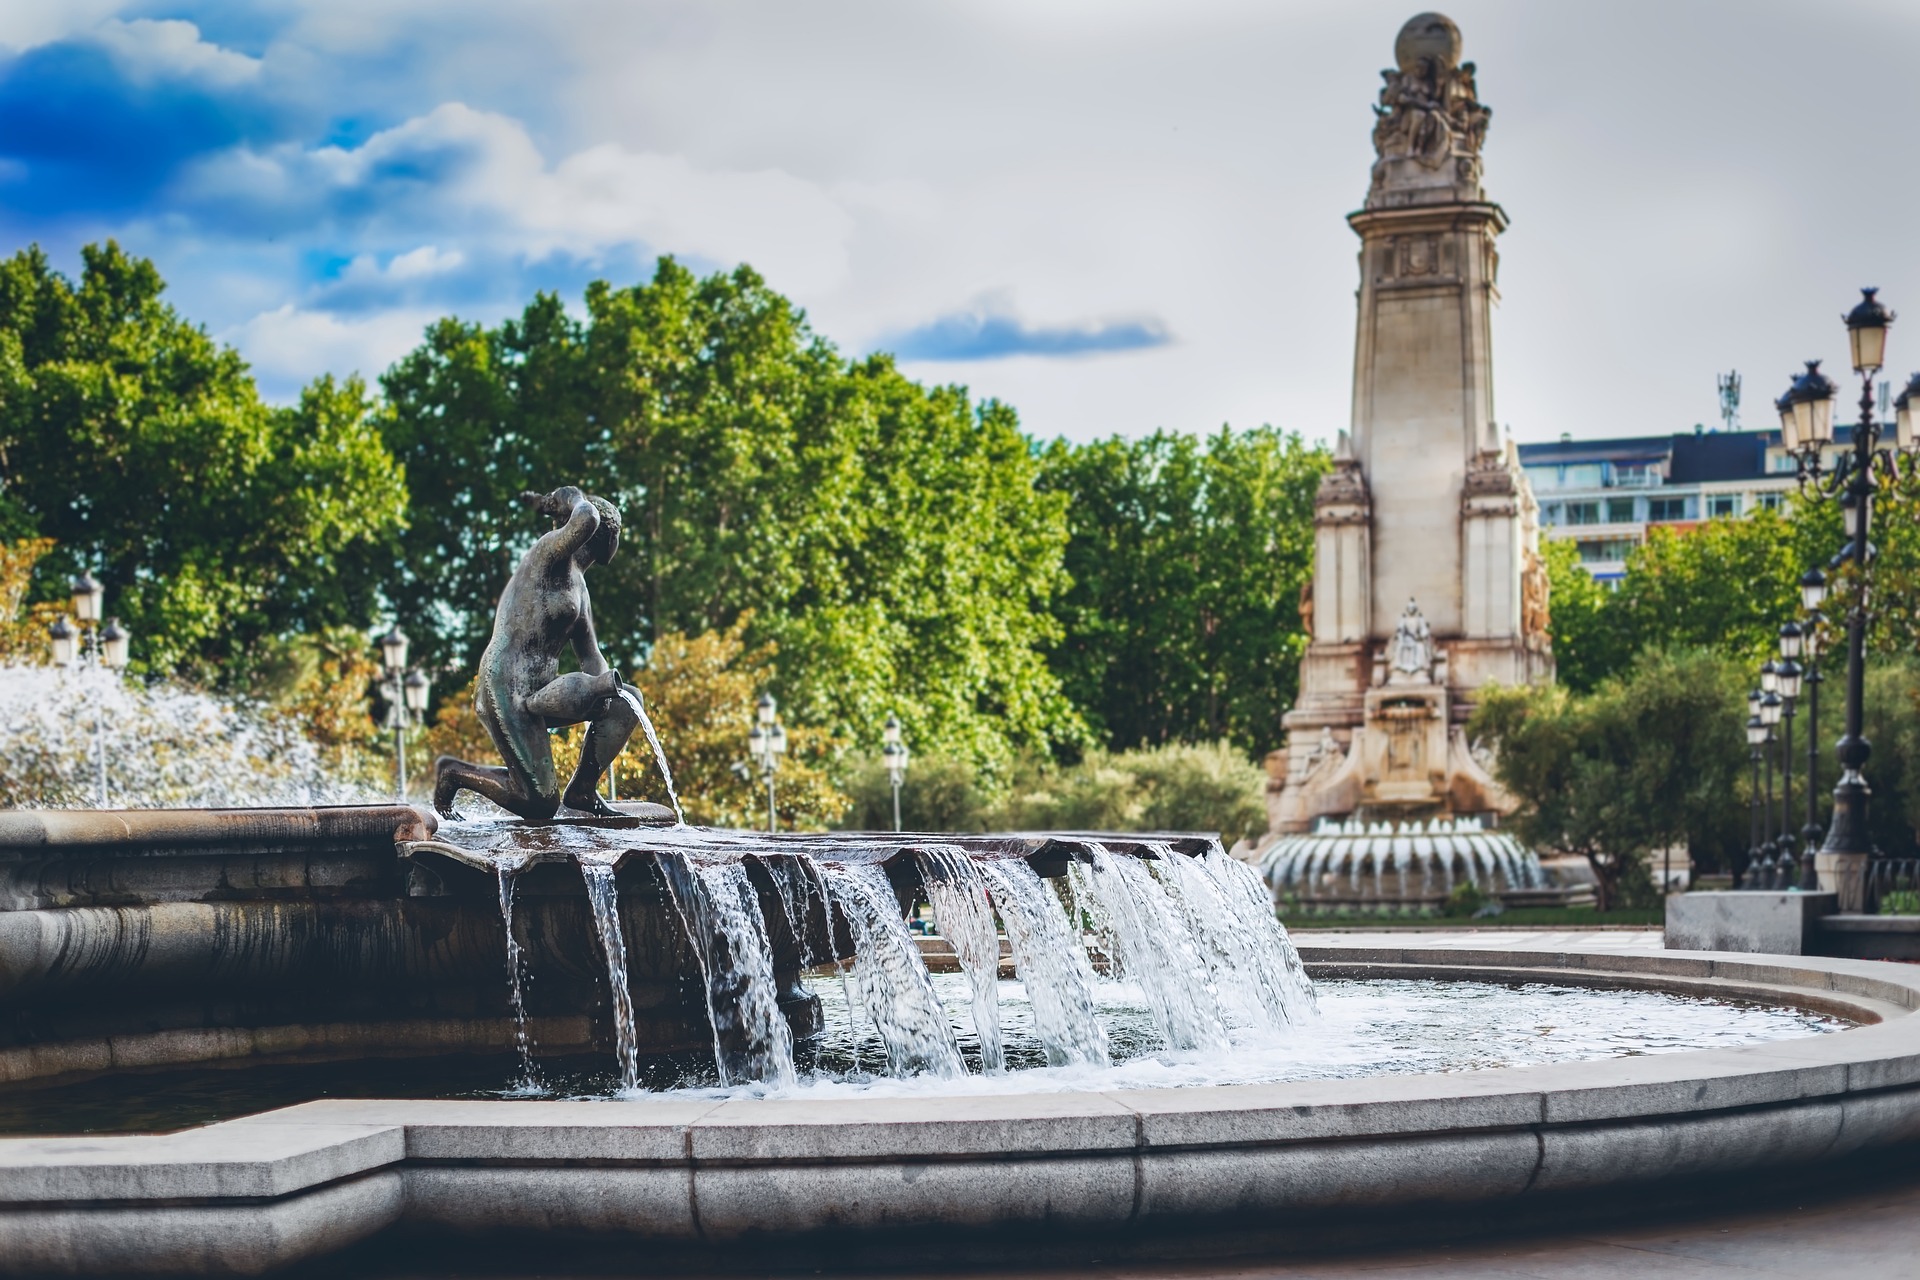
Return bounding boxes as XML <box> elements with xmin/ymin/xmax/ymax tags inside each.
<box><xmin>1</xmin><ymin>946</ymin><xmax>1917</xmax><ymax>1276</ymax></box>
<box><xmin>0</xmin><ymin>805</ymin><xmax>1219</xmax><ymax>1088</ymax></box>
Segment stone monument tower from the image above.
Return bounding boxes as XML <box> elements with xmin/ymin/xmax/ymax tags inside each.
<box><xmin>1254</xmin><ymin>12</ymin><xmax>1553</xmax><ymax>847</ymax></box>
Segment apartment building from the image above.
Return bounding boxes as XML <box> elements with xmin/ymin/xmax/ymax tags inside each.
<box><xmin>1514</xmin><ymin>427</ymin><xmax>1852</xmax><ymax>582</ymax></box>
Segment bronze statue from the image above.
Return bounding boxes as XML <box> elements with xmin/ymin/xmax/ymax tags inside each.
<box><xmin>433</xmin><ymin>486</ymin><xmax>643</xmax><ymax>821</ymax></box>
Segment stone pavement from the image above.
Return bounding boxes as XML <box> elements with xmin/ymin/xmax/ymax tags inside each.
<box><xmin>909</xmin><ymin>1159</ymin><xmax>1920</xmax><ymax>1279</ymax></box>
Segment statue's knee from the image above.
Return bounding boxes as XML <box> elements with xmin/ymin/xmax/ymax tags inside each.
<box><xmin>522</xmin><ymin>792</ymin><xmax>561</xmax><ymax>822</ymax></box>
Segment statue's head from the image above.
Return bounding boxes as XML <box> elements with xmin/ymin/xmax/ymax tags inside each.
<box><xmin>584</xmin><ymin>497</ymin><xmax>621</xmax><ymax>566</ymax></box>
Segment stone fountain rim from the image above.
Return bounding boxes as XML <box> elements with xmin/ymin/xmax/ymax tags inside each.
<box><xmin>3</xmin><ymin>945</ymin><xmax>1920</xmax><ymax>1274</ymax></box>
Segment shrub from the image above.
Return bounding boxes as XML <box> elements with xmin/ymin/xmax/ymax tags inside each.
<box><xmin>838</xmin><ymin>754</ymin><xmax>992</xmax><ymax>832</ymax></box>
<box><xmin>987</xmin><ymin>740</ymin><xmax>1265</xmax><ymax>842</ymax></box>
<box><xmin>1880</xmin><ymin>889</ymin><xmax>1920</xmax><ymax>916</ymax></box>
<box><xmin>1443</xmin><ymin>882</ymin><xmax>1488</xmax><ymax>918</ymax></box>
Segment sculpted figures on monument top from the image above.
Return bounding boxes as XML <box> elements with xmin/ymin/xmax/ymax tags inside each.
<box><xmin>1368</xmin><ymin>12</ymin><xmax>1491</xmax><ymax>207</ymax></box>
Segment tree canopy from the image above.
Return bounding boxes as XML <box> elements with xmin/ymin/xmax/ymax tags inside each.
<box><xmin>380</xmin><ymin>258</ymin><xmax>1082</xmax><ymax>771</ymax></box>
<box><xmin>1038</xmin><ymin>427</ymin><xmax>1326</xmax><ymax>754</ymax></box>
<box><xmin>0</xmin><ymin>243</ymin><xmax>407</xmax><ymax>676</ymax></box>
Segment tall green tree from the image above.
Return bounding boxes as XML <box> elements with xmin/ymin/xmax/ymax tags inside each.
<box><xmin>1038</xmin><ymin>427</ymin><xmax>1326</xmax><ymax>753</ymax></box>
<box><xmin>0</xmin><ymin>243</ymin><xmax>407</xmax><ymax>675</ymax></box>
<box><xmin>1470</xmin><ymin>648</ymin><xmax>1750</xmax><ymax>906</ymax></box>
<box><xmin>381</xmin><ymin>257</ymin><xmax>1080</xmax><ymax>769</ymax></box>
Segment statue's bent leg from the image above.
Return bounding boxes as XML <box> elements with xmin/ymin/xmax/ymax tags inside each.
<box><xmin>432</xmin><ymin>687</ymin><xmax>561</xmax><ymax>821</ymax></box>
<box><xmin>561</xmin><ymin>683</ymin><xmax>642</xmax><ymax>817</ymax></box>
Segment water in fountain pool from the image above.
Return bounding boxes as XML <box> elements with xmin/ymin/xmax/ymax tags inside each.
<box><xmin>0</xmin><ymin>977</ymin><xmax>1844</xmax><ymax>1134</ymax></box>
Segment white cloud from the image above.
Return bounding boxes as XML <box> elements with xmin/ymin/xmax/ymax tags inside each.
<box><xmin>221</xmin><ymin>304</ymin><xmax>440</xmax><ymax>387</ymax></box>
<box><xmin>185</xmin><ymin>102</ymin><xmax>856</xmax><ymax>295</ymax></box>
<box><xmin>341</xmin><ymin>245</ymin><xmax>466</xmax><ymax>283</ymax></box>
<box><xmin>87</xmin><ymin>19</ymin><xmax>262</xmax><ymax>88</ymax></box>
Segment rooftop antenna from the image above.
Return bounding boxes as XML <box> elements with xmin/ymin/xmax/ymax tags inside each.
<box><xmin>1717</xmin><ymin>370</ymin><xmax>1741</xmax><ymax>432</ymax></box>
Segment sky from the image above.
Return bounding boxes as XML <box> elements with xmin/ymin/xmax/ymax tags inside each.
<box><xmin>2</xmin><ymin>0</ymin><xmax>1917</xmax><ymax>447</ymax></box>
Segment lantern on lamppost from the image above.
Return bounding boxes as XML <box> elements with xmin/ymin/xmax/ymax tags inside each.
<box><xmin>377</xmin><ymin>627</ymin><xmax>430</xmax><ymax>801</ymax></box>
<box><xmin>48</xmin><ymin>573</ymin><xmax>131</xmax><ymax>807</ymax></box>
<box><xmin>749</xmin><ymin>693</ymin><xmax>786</xmax><ymax>832</ymax></box>
<box><xmin>881</xmin><ymin>713</ymin><xmax>910</xmax><ymax>833</ymax></box>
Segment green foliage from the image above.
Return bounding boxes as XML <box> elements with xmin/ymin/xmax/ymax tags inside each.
<box><xmin>1442</xmin><ymin>881</ymin><xmax>1488</xmax><ymax>917</ymax></box>
<box><xmin>0</xmin><ymin>243</ymin><xmax>407</xmax><ymax>676</ymax></box>
<box><xmin>1859</xmin><ymin>657</ymin><xmax>1920</xmax><ymax>857</ymax></box>
<box><xmin>1541</xmin><ymin>538</ymin><xmax>1623</xmax><ymax>695</ymax></box>
<box><xmin>1470</xmin><ymin>649</ymin><xmax>1749</xmax><ymax>908</ymax></box>
<box><xmin>1037</xmin><ymin>428</ymin><xmax>1327</xmax><ymax>753</ymax></box>
<box><xmin>991</xmin><ymin>740</ymin><xmax>1266</xmax><ymax>844</ymax></box>
<box><xmin>1880</xmin><ymin>890</ymin><xmax>1920</xmax><ymax>916</ymax></box>
<box><xmin>380</xmin><ymin>258</ymin><xmax>1080</xmax><ymax>771</ymax></box>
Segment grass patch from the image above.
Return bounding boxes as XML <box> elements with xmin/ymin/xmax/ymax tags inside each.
<box><xmin>1279</xmin><ymin>906</ymin><xmax>1666</xmax><ymax>929</ymax></box>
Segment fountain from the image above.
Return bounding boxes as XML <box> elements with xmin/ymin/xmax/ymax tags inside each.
<box><xmin>1259</xmin><ymin>815</ymin><xmax>1554</xmax><ymax>911</ymax></box>
<box><xmin>0</xmin><ymin>479</ymin><xmax>1915</xmax><ymax>1276</ymax></box>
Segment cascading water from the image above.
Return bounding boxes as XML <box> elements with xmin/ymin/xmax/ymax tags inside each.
<box><xmin>916</xmin><ymin>846</ymin><xmax>1005</xmax><ymax>1073</ymax></box>
<box><xmin>627</xmin><ymin>694</ymin><xmax>685</xmax><ymax>824</ymax></box>
<box><xmin>579</xmin><ymin>860</ymin><xmax>642</xmax><ymax>1091</ymax></box>
<box><xmin>1069</xmin><ymin>845</ymin><xmax>1229</xmax><ymax>1055</ymax></box>
<box><xmin>494</xmin><ymin>859</ymin><xmax>539</xmax><ymax>1093</ymax></box>
<box><xmin>978</xmin><ymin>858</ymin><xmax>1107</xmax><ymax>1068</ymax></box>
<box><xmin>428</xmin><ymin>819</ymin><xmax>1320</xmax><ymax>1097</ymax></box>
<box><xmin>657</xmin><ymin>853</ymin><xmax>796</xmax><ymax>1088</ymax></box>
<box><xmin>0</xmin><ymin>664</ymin><xmax>376</xmax><ymax>809</ymax></box>
<box><xmin>819</xmin><ymin>862</ymin><xmax>964</xmax><ymax>1078</ymax></box>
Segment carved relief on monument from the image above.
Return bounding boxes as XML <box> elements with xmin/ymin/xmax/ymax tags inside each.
<box><xmin>1386</xmin><ymin>598</ymin><xmax>1435</xmax><ymax>685</ymax></box>
<box><xmin>1521</xmin><ymin>546</ymin><xmax>1551</xmax><ymax>645</ymax></box>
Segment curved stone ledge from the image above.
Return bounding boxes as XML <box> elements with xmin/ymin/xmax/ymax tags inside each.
<box><xmin>4</xmin><ymin>947</ymin><xmax>1920</xmax><ymax>1275</ymax></box>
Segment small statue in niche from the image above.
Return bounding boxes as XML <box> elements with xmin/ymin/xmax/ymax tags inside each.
<box><xmin>433</xmin><ymin>485</ymin><xmax>646</xmax><ymax>821</ymax></box>
<box><xmin>1387</xmin><ymin>597</ymin><xmax>1435</xmax><ymax>684</ymax></box>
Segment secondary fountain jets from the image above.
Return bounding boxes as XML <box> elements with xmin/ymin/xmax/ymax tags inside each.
<box><xmin>1259</xmin><ymin>816</ymin><xmax>1545</xmax><ymax>911</ymax></box>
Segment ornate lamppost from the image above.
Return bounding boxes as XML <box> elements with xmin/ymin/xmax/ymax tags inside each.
<box><xmin>1773</xmin><ymin>288</ymin><xmax>1920</xmax><ymax>908</ymax></box>
<box><xmin>747</xmin><ymin>693</ymin><xmax>786</xmax><ymax>832</ymax></box>
<box><xmin>1743</xmin><ymin>692</ymin><xmax>1765</xmax><ymax>890</ymax></box>
<box><xmin>1794</xmin><ymin>571</ymin><xmax>1831</xmax><ymax>889</ymax></box>
<box><xmin>1773</xmin><ymin>650</ymin><xmax>1804</xmax><ymax>889</ymax></box>
<box><xmin>48</xmin><ymin>572</ymin><xmax>131</xmax><ymax>806</ymax></box>
<box><xmin>378</xmin><ymin>627</ymin><xmax>431</xmax><ymax>801</ymax></box>
<box><xmin>1758</xmin><ymin>669</ymin><xmax>1783</xmax><ymax>882</ymax></box>
<box><xmin>881</xmin><ymin>712</ymin><xmax>910</xmax><ymax>833</ymax></box>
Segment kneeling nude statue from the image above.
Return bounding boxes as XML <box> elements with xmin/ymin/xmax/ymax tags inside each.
<box><xmin>433</xmin><ymin>485</ymin><xmax>644</xmax><ymax>822</ymax></box>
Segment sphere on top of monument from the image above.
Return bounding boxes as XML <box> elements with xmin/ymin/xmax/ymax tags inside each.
<box><xmin>1394</xmin><ymin>12</ymin><xmax>1463</xmax><ymax>74</ymax></box>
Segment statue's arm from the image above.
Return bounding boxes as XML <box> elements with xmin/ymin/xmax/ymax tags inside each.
<box><xmin>519</xmin><ymin>487</ymin><xmax>599</xmax><ymax>565</ymax></box>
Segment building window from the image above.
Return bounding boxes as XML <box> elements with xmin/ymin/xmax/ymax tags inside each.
<box><xmin>1565</xmin><ymin>501</ymin><xmax>1602</xmax><ymax>526</ymax></box>
<box><xmin>1708</xmin><ymin>494</ymin><xmax>1739</xmax><ymax>519</ymax></box>
<box><xmin>1647</xmin><ymin>497</ymin><xmax>1690</xmax><ymax>522</ymax></box>
<box><xmin>1576</xmin><ymin>538</ymin><xmax>1637</xmax><ymax>564</ymax></box>
<box><xmin>1606</xmin><ymin>498</ymin><xmax>1635</xmax><ymax>523</ymax></box>
<box><xmin>1612</xmin><ymin>462</ymin><xmax>1660</xmax><ymax>487</ymax></box>
<box><xmin>1756</xmin><ymin>491</ymin><xmax>1784</xmax><ymax>512</ymax></box>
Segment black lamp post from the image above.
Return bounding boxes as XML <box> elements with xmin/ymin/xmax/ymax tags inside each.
<box><xmin>1775</xmin><ymin>289</ymin><xmax>1915</xmax><ymax>900</ymax></box>
<box><xmin>1759</xmin><ymin>672</ymin><xmax>1783</xmax><ymax>882</ymax></box>
<box><xmin>1743</xmin><ymin>695</ymin><xmax>1766</xmax><ymax>890</ymax></box>
<box><xmin>377</xmin><ymin>627</ymin><xmax>430</xmax><ymax>801</ymax></box>
<box><xmin>1775</xmin><ymin>648</ymin><xmax>1803</xmax><ymax>890</ymax></box>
